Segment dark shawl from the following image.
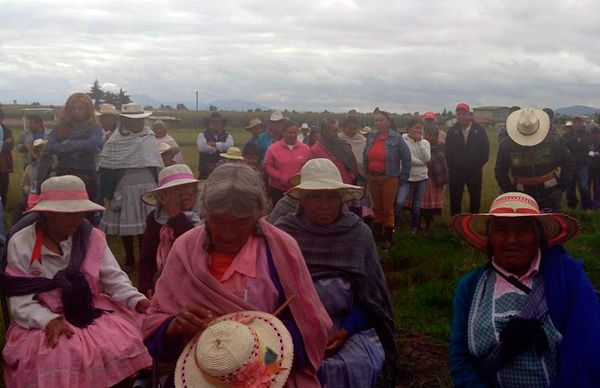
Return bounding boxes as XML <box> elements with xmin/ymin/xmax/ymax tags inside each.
<box><xmin>319</xmin><ymin>135</ymin><xmax>360</xmax><ymax>176</ymax></box>
<box><xmin>275</xmin><ymin>210</ymin><xmax>397</xmax><ymax>387</ymax></box>
<box><xmin>1</xmin><ymin>213</ymin><xmax>104</xmax><ymax>327</ymax></box>
<box><xmin>428</xmin><ymin>143</ymin><xmax>448</xmax><ymax>187</ymax></box>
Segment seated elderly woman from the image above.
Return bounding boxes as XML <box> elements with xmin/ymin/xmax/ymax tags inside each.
<box><xmin>450</xmin><ymin>192</ymin><xmax>600</xmax><ymax>387</ymax></box>
<box><xmin>275</xmin><ymin>158</ymin><xmax>397</xmax><ymax>388</ymax></box>
<box><xmin>1</xmin><ymin>175</ymin><xmax>152</xmax><ymax>387</ymax></box>
<box><xmin>142</xmin><ymin>163</ymin><xmax>332</xmax><ymax>388</ymax></box>
<box><xmin>138</xmin><ymin>164</ymin><xmax>202</xmax><ymax>297</ymax></box>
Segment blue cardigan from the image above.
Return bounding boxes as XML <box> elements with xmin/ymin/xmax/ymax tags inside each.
<box><xmin>450</xmin><ymin>245</ymin><xmax>600</xmax><ymax>387</ymax></box>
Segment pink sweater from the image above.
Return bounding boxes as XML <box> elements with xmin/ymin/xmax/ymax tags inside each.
<box><xmin>263</xmin><ymin>139</ymin><xmax>310</xmax><ymax>191</ymax></box>
<box><xmin>308</xmin><ymin>141</ymin><xmax>357</xmax><ymax>184</ymax></box>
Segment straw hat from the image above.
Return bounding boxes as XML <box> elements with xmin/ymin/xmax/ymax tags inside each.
<box><xmin>27</xmin><ymin>175</ymin><xmax>105</xmax><ymax>213</ymax></box>
<box><xmin>300</xmin><ymin>123</ymin><xmax>309</xmax><ymax>130</ymax></box>
<box><xmin>95</xmin><ymin>103</ymin><xmax>120</xmax><ymax>117</ymax></box>
<box><xmin>175</xmin><ymin>311</ymin><xmax>293</xmax><ymax>388</ymax></box>
<box><xmin>220</xmin><ymin>147</ymin><xmax>244</xmax><ymax>160</ymax></box>
<box><xmin>120</xmin><ymin>103</ymin><xmax>152</xmax><ymax>119</ymax></box>
<box><xmin>451</xmin><ymin>192</ymin><xmax>580</xmax><ymax>251</ymax></box>
<box><xmin>157</xmin><ymin>142</ymin><xmax>178</xmax><ymax>155</ymax></box>
<box><xmin>32</xmin><ymin>139</ymin><xmax>46</xmax><ymax>150</ymax></box>
<box><xmin>270</xmin><ymin>110</ymin><xmax>284</xmax><ymax>122</ymax></box>
<box><xmin>505</xmin><ymin>108</ymin><xmax>550</xmax><ymax>147</ymax></box>
<box><xmin>142</xmin><ymin>164</ymin><xmax>202</xmax><ymax>206</ymax></box>
<box><xmin>245</xmin><ymin>118</ymin><xmax>263</xmax><ymax>130</ymax></box>
<box><xmin>286</xmin><ymin>158</ymin><xmax>364</xmax><ymax>202</ymax></box>
<box><xmin>360</xmin><ymin>126</ymin><xmax>372</xmax><ymax>135</ymax></box>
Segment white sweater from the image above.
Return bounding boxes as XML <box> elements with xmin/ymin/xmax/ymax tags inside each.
<box><xmin>402</xmin><ymin>133</ymin><xmax>431</xmax><ymax>181</ymax></box>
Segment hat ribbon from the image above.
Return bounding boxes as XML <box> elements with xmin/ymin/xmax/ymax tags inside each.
<box><xmin>159</xmin><ymin>172</ymin><xmax>195</xmax><ymax>187</ymax></box>
<box><xmin>39</xmin><ymin>189</ymin><xmax>88</xmax><ymax>202</ymax></box>
<box><xmin>490</xmin><ymin>207</ymin><xmax>539</xmax><ymax>215</ymax></box>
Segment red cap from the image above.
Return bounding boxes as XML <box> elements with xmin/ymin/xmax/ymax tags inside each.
<box><xmin>422</xmin><ymin>112</ymin><xmax>437</xmax><ymax>121</ymax></box>
<box><xmin>456</xmin><ymin>102</ymin><xmax>470</xmax><ymax>112</ymax></box>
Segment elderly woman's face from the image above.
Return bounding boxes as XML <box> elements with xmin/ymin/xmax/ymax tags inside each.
<box><xmin>152</xmin><ymin>123</ymin><xmax>167</xmax><ymax>138</ymax></box>
<box><xmin>43</xmin><ymin>212</ymin><xmax>86</xmax><ymax>239</ymax></box>
<box><xmin>206</xmin><ymin>213</ymin><xmax>256</xmax><ymax>254</ymax></box>
<box><xmin>489</xmin><ymin>217</ymin><xmax>540</xmax><ymax>276</ymax></box>
<box><xmin>300</xmin><ymin>190</ymin><xmax>343</xmax><ymax>225</ymax></box>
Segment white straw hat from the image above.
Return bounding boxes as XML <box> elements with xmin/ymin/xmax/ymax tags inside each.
<box><xmin>505</xmin><ymin>108</ymin><xmax>550</xmax><ymax>146</ymax></box>
<box><xmin>157</xmin><ymin>142</ymin><xmax>177</xmax><ymax>154</ymax></box>
<box><xmin>300</xmin><ymin>123</ymin><xmax>309</xmax><ymax>130</ymax></box>
<box><xmin>270</xmin><ymin>110</ymin><xmax>284</xmax><ymax>122</ymax></box>
<box><xmin>120</xmin><ymin>103</ymin><xmax>152</xmax><ymax>119</ymax></box>
<box><xmin>175</xmin><ymin>311</ymin><xmax>293</xmax><ymax>388</ymax></box>
<box><xmin>95</xmin><ymin>103</ymin><xmax>120</xmax><ymax>117</ymax></box>
<box><xmin>142</xmin><ymin>164</ymin><xmax>202</xmax><ymax>206</ymax></box>
<box><xmin>219</xmin><ymin>147</ymin><xmax>244</xmax><ymax>160</ymax></box>
<box><xmin>286</xmin><ymin>158</ymin><xmax>364</xmax><ymax>202</ymax></box>
<box><xmin>360</xmin><ymin>126</ymin><xmax>372</xmax><ymax>135</ymax></box>
<box><xmin>27</xmin><ymin>175</ymin><xmax>105</xmax><ymax>213</ymax></box>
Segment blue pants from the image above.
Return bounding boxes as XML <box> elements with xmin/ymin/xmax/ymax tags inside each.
<box><xmin>395</xmin><ymin>179</ymin><xmax>428</xmax><ymax>229</ymax></box>
<box><xmin>566</xmin><ymin>165</ymin><xmax>592</xmax><ymax>209</ymax></box>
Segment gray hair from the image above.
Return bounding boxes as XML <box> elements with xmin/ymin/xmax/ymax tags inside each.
<box><xmin>200</xmin><ymin>164</ymin><xmax>268</xmax><ymax>220</ymax></box>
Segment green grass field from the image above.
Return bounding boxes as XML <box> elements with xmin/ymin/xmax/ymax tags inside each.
<box><xmin>1</xmin><ymin>123</ymin><xmax>599</xmax><ymax>386</ymax></box>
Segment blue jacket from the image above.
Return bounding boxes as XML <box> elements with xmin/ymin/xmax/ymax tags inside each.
<box><xmin>450</xmin><ymin>245</ymin><xmax>600</xmax><ymax>387</ymax></box>
<box><xmin>363</xmin><ymin>129</ymin><xmax>411</xmax><ymax>183</ymax></box>
<box><xmin>44</xmin><ymin>124</ymin><xmax>104</xmax><ymax>171</ymax></box>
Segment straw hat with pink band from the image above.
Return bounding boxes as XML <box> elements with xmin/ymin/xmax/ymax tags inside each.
<box><xmin>26</xmin><ymin>175</ymin><xmax>105</xmax><ymax>213</ymax></box>
<box><xmin>175</xmin><ymin>311</ymin><xmax>293</xmax><ymax>388</ymax></box>
<box><xmin>142</xmin><ymin>164</ymin><xmax>202</xmax><ymax>206</ymax></box>
<box><xmin>451</xmin><ymin>192</ymin><xmax>580</xmax><ymax>251</ymax></box>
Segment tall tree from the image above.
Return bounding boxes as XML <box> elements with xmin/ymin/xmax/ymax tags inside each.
<box><xmin>116</xmin><ymin>88</ymin><xmax>131</xmax><ymax>109</ymax></box>
<box><xmin>87</xmin><ymin>79</ymin><xmax>105</xmax><ymax>108</ymax></box>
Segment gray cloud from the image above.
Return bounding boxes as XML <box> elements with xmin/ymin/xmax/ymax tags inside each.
<box><xmin>1</xmin><ymin>0</ymin><xmax>600</xmax><ymax>112</ymax></box>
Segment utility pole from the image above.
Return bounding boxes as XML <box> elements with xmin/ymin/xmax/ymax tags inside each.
<box><xmin>195</xmin><ymin>91</ymin><xmax>199</xmax><ymax>111</ymax></box>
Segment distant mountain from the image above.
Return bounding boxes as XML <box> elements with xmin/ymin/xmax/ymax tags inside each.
<box><xmin>207</xmin><ymin>100</ymin><xmax>270</xmax><ymax>112</ymax></box>
<box><xmin>555</xmin><ymin>105</ymin><xmax>600</xmax><ymax>116</ymax></box>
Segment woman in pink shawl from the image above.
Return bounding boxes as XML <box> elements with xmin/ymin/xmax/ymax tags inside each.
<box><xmin>142</xmin><ymin>164</ymin><xmax>331</xmax><ymax>387</ymax></box>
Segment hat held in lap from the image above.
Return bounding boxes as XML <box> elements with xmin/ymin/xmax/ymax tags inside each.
<box><xmin>175</xmin><ymin>311</ymin><xmax>293</xmax><ymax>388</ymax></box>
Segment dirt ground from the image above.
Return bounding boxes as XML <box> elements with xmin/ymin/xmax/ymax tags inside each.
<box><xmin>395</xmin><ymin>330</ymin><xmax>450</xmax><ymax>387</ymax></box>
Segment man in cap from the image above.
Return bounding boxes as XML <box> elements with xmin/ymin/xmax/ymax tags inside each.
<box><xmin>196</xmin><ymin>111</ymin><xmax>234</xmax><ymax>179</ymax></box>
<box><xmin>563</xmin><ymin>116</ymin><xmax>592</xmax><ymax>209</ymax></box>
<box><xmin>495</xmin><ymin>108</ymin><xmax>574</xmax><ymax>212</ymax></box>
<box><xmin>256</xmin><ymin>110</ymin><xmax>285</xmax><ymax>164</ymax></box>
<box><xmin>445</xmin><ymin>102</ymin><xmax>489</xmax><ymax>215</ymax></box>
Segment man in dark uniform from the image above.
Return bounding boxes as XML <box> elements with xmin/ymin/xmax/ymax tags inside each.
<box><xmin>495</xmin><ymin>108</ymin><xmax>574</xmax><ymax>212</ymax></box>
<box><xmin>446</xmin><ymin>102</ymin><xmax>489</xmax><ymax>215</ymax></box>
<box><xmin>563</xmin><ymin>116</ymin><xmax>592</xmax><ymax>209</ymax></box>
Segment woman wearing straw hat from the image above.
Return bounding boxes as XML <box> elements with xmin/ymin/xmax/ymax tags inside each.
<box><xmin>196</xmin><ymin>111</ymin><xmax>234</xmax><ymax>179</ymax></box>
<box><xmin>152</xmin><ymin>119</ymin><xmax>185</xmax><ymax>164</ymax></box>
<box><xmin>143</xmin><ymin>164</ymin><xmax>331</xmax><ymax>388</ymax></box>
<box><xmin>1</xmin><ymin>175</ymin><xmax>152</xmax><ymax>387</ymax></box>
<box><xmin>449</xmin><ymin>192</ymin><xmax>600</xmax><ymax>387</ymax></box>
<box><xmin>275</xmin><ymin>158</ymin><xmax>397</xmax><ymax>388</ymax></box>
<box><xmin>98</xmin><ymin>103</ymin><xmax>164</xmax><ymax>273</ymax></box>
<box><xmin>138</xmin><ymin>164</ymin><xmax>202</xmax><ymax>297</ymax></box>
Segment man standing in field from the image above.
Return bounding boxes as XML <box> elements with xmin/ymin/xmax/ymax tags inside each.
<box><xmin>495</xmin><ymin>108</ymin><xmax>574</xmax><ymax>212</ymax></box>
<box><xmin>256</xmin><ymin>110</ymin><xmax>285</xmax><ymax>164</ymax></box>
<box><xmin>563</xmin><ymin>116</ymin><xmax>592</xmax><ymax>209</ymax></box>
<box><xmin>445</xmin><ymin>102</ymin><xmax>489</xmax><ymax>215</ymax></box>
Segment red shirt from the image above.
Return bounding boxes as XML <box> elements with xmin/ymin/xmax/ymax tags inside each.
<box><xmin>367</xmin><ymin>133</ymin><xmax>388</xmax><ymax>174</ymax></box>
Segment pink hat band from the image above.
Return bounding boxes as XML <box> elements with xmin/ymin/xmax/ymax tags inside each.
<box><xmin>39</xmin><ymin>189</ymin><xmax>89</xmax><ymax>202</ymax></box>
<box><xmin>159</xmin><ymin>172</ymin><xmax>195</xmax><ymax>187</ymax></box>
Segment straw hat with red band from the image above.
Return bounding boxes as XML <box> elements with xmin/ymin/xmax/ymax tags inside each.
<box><xmin>451</xmin><ymin>192</ymin><xmax>580</xmax><ymax>251</ymax></box>
<box><xmin>26</xmin><ymin>175</ymin><xmax>105</xmax><ymax>213</ymax></box>
<box><xmin>175</xmin><ymin>311</ymin><xmax>293</xmax><ymax>388</ymax></box>
<box><xmin>142</xmin><ymin>164</ymin><xmax>202</xmax><ymax>206</ymax></box>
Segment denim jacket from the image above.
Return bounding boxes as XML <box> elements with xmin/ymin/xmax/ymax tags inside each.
<box><xmin>44</xmin><ymin>124</ymin><xmax>104</xmax><ymax>171</ymax></box>
<box><xmin>363</xmin><ymin>129</ymin><xmax>411</xmax><ymax>183</ymax></box>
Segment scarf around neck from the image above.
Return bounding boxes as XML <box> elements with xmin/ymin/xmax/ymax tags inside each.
<box><xmin>319</xmin><ymin>135</ymin><xmax>360</xmax><ymax>176</ymax></box>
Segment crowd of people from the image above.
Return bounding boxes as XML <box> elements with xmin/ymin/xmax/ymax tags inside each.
<box><xmin>0</xmin><ymin>92</ymin><xmax>599</xmax><ymax>387</ymax></box>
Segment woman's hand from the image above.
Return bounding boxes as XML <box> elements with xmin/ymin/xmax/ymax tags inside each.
<box><xmin>157</xmin><ymin>189</ymin><xmax>182</xmax><ymax>218</ymax></box>
<box><xmin>325</xmin><ymin>328</ymin><xmax>349</xmax><ymax>357</ymax></box>
<box><xmin>167</xmin><ymin>305</ymin><xmax>216</xmax><ymax>343</ymax></box>
<box><xmin>45</xmin><ymin>317</ymin><xmax>74</xmax><ymax>349</ymax></box>
<box><xmin>135</xmin><ymin>298</ymin><xmax>151</xmax><ymax>314</ymax></box>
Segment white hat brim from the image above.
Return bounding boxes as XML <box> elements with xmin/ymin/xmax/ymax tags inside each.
<box><xmin>120</xmin><ymin>112</ymin><xmax>153</xmax><ymax>119</ymax></box>
<box><xmin>506</xmin><ymin>109</ymin><xmax>550</xmax><ymax>146</ymax></box>
<box><xmin>219</xmin><ymin>153</ymin><xmax>244</xmax><ymax>160</ymax></box>
<box><xmin>141</xmin><ymin>179</ymin><xmax>203</xmax><ymax>206</ymax></box>
<box><xmin>175</xmin><ymin>311</ymin><xmax>293</xmax><ymax>388</ymax></box>
<box><xmin>26</xmin><ymin>199</ymin><xmax>105</xmax><ymax>214</ymax></box>
<box><xmin>286</xmin><ymin>178</ymin><xmax>365</xmax><ymax>202</ymax></box>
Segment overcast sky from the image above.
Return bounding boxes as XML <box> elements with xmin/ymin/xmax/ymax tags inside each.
<box><xmin>2</xmin><ymin>0</ymin><xmax>600</xmax><ymax>112</ymax></box>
